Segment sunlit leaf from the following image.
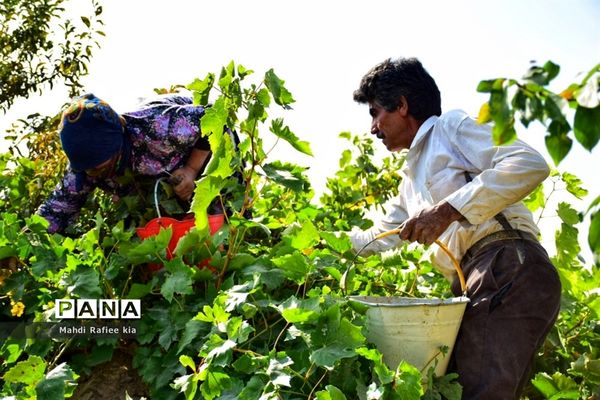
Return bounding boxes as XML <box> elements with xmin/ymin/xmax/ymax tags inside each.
<box><xmin>555</xmin><ymin>223</ymin><xmax>580</xmax><ymax>268</ymax></box>
<box><xmin>477</xmin><ymin>102</ymin><xmax>491</xmax><ymax>124</ymax></box>
<box><xmin>315</xmin><ymin>385</ymin><xmax>347</xmax><ymax>400</ymax></box>
<box><xmin>286</xmin><ymin>219</ymin><xmax>320</xmax><ymax>250</ymax></box>
<box><xmin>188</xmin><ymin>73</ymin><xmax>215</xmax><ymax>105</ymax></box>
<box><xmin>199</xmin><ymin>368</ymin><xmax>230</xmax><ymax>400</ymax></box>
<box><xmin>266</xmin><ymin>355</ymin><xmax>293</xmax><ymax>388</ymax></box>
<box><xmin>557</xmin><ymin>202</ymin><xmax>580</xmax><ymax>225</ymax></box>
<box><xmin>191</xmin><ymin>176</ymin><xmax>225</xmax><ymax>232</ymax></box>
<box><xmin>476</xmin><ymin>79</ymin><xmax>504</xmax><ymax>93</ymax></box>
<box><xmin>172</xmin><ymin>373</ymin><xmax>198</xmax><ymax>400</ymax></box>
<box><xmin>545</xmin><ymin>125</ymin><xmax>572</xmax><ymax>165</ymax></box>
<box><xmin>4</xmin><ymin>355</ymin><xmax>45</xmax><ymax>385</ymax></box>
<box><xmin>201</xmin><ymin>97</ymin><xmax>228</xmax><ymax>136</ymax></box>
<box><xmin>561</xmin><ymin>172</ymin><xmax>588</xmax><ymax>200</ymax></box>
<box><xmin>570</xmin><ymin>354</ymin><xmax>600</xmax><ymax>386</ymax></box>
<box><xmin>394</xmin><ymin>361</ymin><xmax>424</xmax><ymax>400</ymax></box>
<box><xmin>270</xmin><ymin>118</ymin><xmax>312</xmax><ymax>156</ymax></box>
<box><xmin>523</xmin><ymin>183</ymin><xmax>545</xmax><ymax>212</ymax></box>
<box><xmin>321</xmin><ymin>231</ymin><xmax>352</xmax><ymax>254</ymax></box>
<box><xmin>271</xmin><ymin>252</ymin><xmax>311</xmax><ymax>283</ymax></box>
<box><xmin>532</xmin><ymin>372</ymin><xmax>558</xmax><ymax>397</ymax></box>
<box><xmin>573</xmin><ymin>105</ymin><xmax>600</xmax><ymax>151</ymax></box>
<box><xmin>264</xmin><ymin>69</ymin><xmax>295</xmax><ymax>107</ymax></box>
<box><xmin>262</xmin><ymin>161</ymin><xmax>309</xmax><ymax>192</ymax></box>
<box><xmin>589</xmin><ymin>211</ymin><xmax>600</xmax><ymax>256</ymax></box>
<box><xmin>277</xmin><ymin>296</ymin><xmax>320</xmax><ymax>323</ymax></box>
<box><xmin>218</xmin><ymin>61</ymin><xmax>236</xmax><ymax>90</ymax></box>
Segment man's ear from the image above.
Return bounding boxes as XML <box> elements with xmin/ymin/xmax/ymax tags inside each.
<box><xmin>397</xmin><ymin>96</ymin><xmax>409</xmax><ymax>116</ymax></box>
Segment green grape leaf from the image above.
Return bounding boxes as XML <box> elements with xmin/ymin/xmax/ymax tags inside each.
<box><xmin>36</xmin><ymin>363</ymin><xmax>78</xmax><ymax>400</ymax></box>
<box><xmin>316</xmin><ymin>385</ymin><xmax>347</xmax><ymax>400</ymax></box>
<box><xmin>557</xmin><ymin>202</ymin><xmax>580</xmax><ymax>225</ymax></box>
<box><xmin>574</xmin><ymin>105</ymin><xmax>600</xmax><ymax>151</ymax></box>
<box><xmin>270</xmin><ymin>118</ymin><xmax>312</xmax><ymax>156</ymax></box>
<box><xmin>271</xmin><ymin>252</ymin><xmax>311</xmax><ymax>283</ymax></box>
<box><xmin>4</xmin><ymin>355</ymin><xmax>45</xmax><ymax>385</ymax></box>
<box><xmin>561</xmin><ymin>172</ymin><xmax>588</xmax><ymax>200</ymax></box>
<box><xmin>277</xmin><ymin>296</ymin><xmax>320</xmax><ymax>323</ymax></box>
<box><xmin>545</xmin><ymin>128</ymin><xmax>572</xmax><ymax>166</ymax></box>
<box><xmin>262</xmin><ymin>161</ymin><xmax>309</xmax><ymax>192</ymax></box>
<box><xmin>160</xmin><ymin>259</ymin><xmax>194</xmax><ymax>303</ymax></box>
<box><xmin>188</xmin><ymin>72</ymin><xmax>215</xmax><ymax>105</ymax></box>
<box><xmin>589</xmin><ymin>210</ymin><xmax>600</xmax><ymax>256</ymax></box>
<box><xmin>264</xmin><ymin>69</ymin><xmax>295</xmax><ymax>107</ymax></box>
<box><xmin>523</xmin><ymin>183</ymin><xmax>545</xmax><ymax>212</ymax></box>
<box><xmin>66</xmin><ymin>265</ymin><xmax>102</xmax><ymax>299</ymax></box>
<box><xmin>191</xmin><ymin>176</ymin><xmax>225</xmax><ymax>232</ymax></box>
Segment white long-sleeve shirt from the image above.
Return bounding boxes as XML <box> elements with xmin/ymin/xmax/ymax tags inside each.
<box><xmin>349</xmin><ymin>109</ymin><xmax>550</xmax><ymax>280</ymax></box>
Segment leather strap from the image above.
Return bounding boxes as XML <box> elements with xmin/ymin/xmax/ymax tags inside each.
<box><xmin>463</xmin><ymin>171</ymin><xmax>527</xmax><ymax>263</ymax></box>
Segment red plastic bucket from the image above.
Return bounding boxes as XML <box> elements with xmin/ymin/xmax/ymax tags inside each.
<box><xmin>136</xmin><ymin>214</ymin><xmax>225</xmax><ymax>271</ymax></box>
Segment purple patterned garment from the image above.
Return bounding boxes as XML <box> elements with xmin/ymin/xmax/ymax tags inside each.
<box><xmin>37</xmin><ymin>94</ymin><xmax>209</xmax><ymax>233</ymax></box>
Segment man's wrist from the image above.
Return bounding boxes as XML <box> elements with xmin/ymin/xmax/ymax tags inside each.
<box><xmin>441</xmin><ymin>201</ymin><xmax>464</xmax><ymax>223</ymax></box>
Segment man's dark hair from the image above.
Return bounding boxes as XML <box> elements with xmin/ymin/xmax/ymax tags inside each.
<box><xmin>353</xmin><ymin>58</ymin><xmax>442</xmax><ymax>121</ymax></box>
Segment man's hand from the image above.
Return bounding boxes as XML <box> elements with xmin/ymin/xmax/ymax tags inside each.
<box><xmin>171</xmin><ymin>166</ymin><xmax>197</xmax><ymax>201</ymax></box>
<box><xmin>399</xmin><ymin>201</ymin><xmax>464</xmax><ymax>245</ymax></box>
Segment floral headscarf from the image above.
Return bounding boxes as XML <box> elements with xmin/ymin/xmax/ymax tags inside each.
<box><xmin>59</xmin><ymin>93</ymin><xmax>125</xmax><ymax>171</ymax></box>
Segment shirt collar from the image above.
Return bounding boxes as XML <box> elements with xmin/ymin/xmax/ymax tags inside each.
<box><xmin>410</xmin><ymin>115</ymin><xmax>438</xmax><ymax>151</ymax></box>
<box><xmin>401</xmin><ymin>115</ymin><xmax>438</xmax><ymax>176</ymax></box>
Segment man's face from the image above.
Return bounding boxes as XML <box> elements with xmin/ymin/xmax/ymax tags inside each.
<box><xmin>368</xmin><ymin>101</ymin><xmax>416</xmax><ymax>152</ymax></box>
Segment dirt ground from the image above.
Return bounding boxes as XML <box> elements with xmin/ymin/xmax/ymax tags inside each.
<box><xmin>71</xmin><ymin>347</ymin><xmax>149</xmax><ymax>400</ymax></box>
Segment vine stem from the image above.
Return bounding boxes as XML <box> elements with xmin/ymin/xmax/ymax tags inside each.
<box><xmin>536</xmin><ymin>177</ymin><xmax>559</xmax><ymax>225</ymax></box>
<box><xmin>272</xmin><ymin>321</ymin><xmax>290</xmax><ymax>351</ymax></box>
<box><xmin>48</xmin><ymin>337</ymin><xmax>73</xmax><ymax>370</ymax></box>
<box><xmin>564</xmin><ymin>310</ymin><xmax>591</xmax><ymax>344</ymax></box>
<box><xmin>307</xmin><ymin>369</ymin><xmax>328</xmax><ymax>400</ymax></box>
<box><xmin>300</xmin><ymin>363</ymin><xmax>316</xmax><ymax>392</ymax></box>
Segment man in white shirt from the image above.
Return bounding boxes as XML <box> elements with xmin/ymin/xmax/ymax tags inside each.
<box><xmin>350</xmin><ymin>58</ymin><xmax>561</xmax><ymax>400</ymax></box>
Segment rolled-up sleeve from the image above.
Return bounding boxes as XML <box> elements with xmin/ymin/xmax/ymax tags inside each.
<box><xmin>444</xmin><ymin>117</ymin><xmax>550</xmax><ymax>225</ymax></box>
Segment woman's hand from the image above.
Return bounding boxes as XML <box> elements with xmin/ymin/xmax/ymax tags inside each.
<box><xmin>171</xmin><ymin>166</ymin><xmax>197</xmax><ymax>201</ymax></box>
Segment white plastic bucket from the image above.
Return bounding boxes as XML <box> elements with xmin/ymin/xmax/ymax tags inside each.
<box><xmin>350</xmin><ymin>296</ymin><xmax>469</xmax><ymax>376</ymax></box>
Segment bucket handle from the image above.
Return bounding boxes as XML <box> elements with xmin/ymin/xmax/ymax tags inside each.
<box><xmin>341</xmin><ymin>229</ymin><xmax>468</xmax><ymax>296</ymax></box>
<box><xmin>433</xmin><ymin>239</ymin><xmax>467</xmax><ymax>295</ymax></box>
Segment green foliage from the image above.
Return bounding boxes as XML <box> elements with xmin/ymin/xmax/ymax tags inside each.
<box><xmin>1</xmin><ymin>60</ymin><xmax>599</xmax><ymax>400</ymax></box>
<box><xmin>520</xmin><ymin>172</ymin><xmax>600</xmax><ymax>399</ymax></box>
<box><xmin>319</xmin><ymin>131</ymin><xmax>405</xmax><ymax>232</ymax></box>
<box><xmin>479</xmin><ymin>60</ymin><xmax>600</xmax><ymax>267</ymax></box>
<box><xmin>0</xmin><ymin>62</ymin><xmax>458</xmax><ymax>399</ymax></box>
<box><xmin>0</xmin><ymin>0</ymin><xmax>105</xmax><ymax>111</ymax></box>
<box><xmin>2</xmin><ymin>355</ymin><xmax>78</xmax><ymax>400</ymax></box>
<box><xmin>477</xmin><ymin>61</ymin><xmax>600</xmax><ymax>165</ymax></box>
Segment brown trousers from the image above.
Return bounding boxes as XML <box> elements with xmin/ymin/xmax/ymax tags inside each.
<box><xmin>450</xmin><ymin>238</ymin><xmax>561</xmax><ymax>400</ymax></box>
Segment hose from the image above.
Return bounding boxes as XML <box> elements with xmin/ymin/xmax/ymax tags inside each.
<box><xmin>153</xmin><ymin>172</ymin><xmax>184</xmax><ymax>219</ymax></box>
